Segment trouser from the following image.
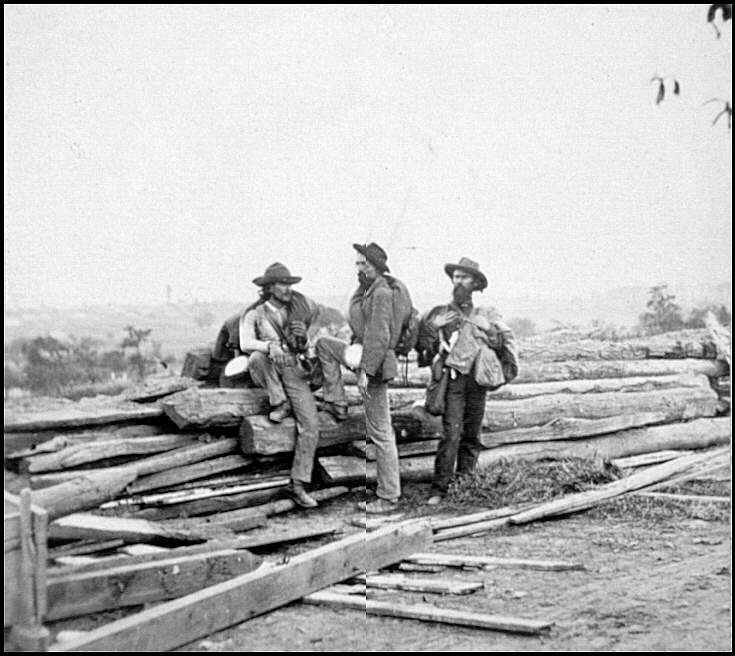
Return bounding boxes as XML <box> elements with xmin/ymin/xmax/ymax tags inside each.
<box><xmin>432</xmin><ymin>371</ymin><xmax>487</xmax><ymax>494</ymax></box>
<box><xmin>316</xmin><ymin>336</ymin><xmax>401</xmax><ymax>500</ymax></box>
<box><xmin>248</xmin><ymin>351</ymin><xmax>319</xmax><ymax>484</ymax></box>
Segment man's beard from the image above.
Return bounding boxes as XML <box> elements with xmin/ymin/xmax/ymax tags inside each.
<box><xmin>452</xmin><ymin>284</ymin><xmax>473</xmax><ymax>305</ymax></box>
<box><xmin>357</xmin><ymin>271</ymin><xmax>371</xmax><ymax>289</ymax></box>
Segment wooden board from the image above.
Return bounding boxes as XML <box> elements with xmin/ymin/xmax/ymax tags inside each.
<box><xmin>404</xmin><ymin>553</ymin><xmax>585</xmax><ymax>571</ymax></box>
<box><xmin>48</xmin><ymin>520</ymin><xmax>433</xmax><ymax>652</ymax></box>
<box><xmin>303</xmin><ymin>593</ymin><xmax>553</xmax><ymax>634</ymax></box>
<box><xmin>160</xmin><ymin>388</ymin><xmax>270</xmax><ymax>430</ymax></box>
<box><xmin>46</xmin><ymin>549</ymin><xmax>260</xmax><ymax>620</ymax></box>
<box><xmin>358</xmin><ymin>573</ymin><xmax>483</xmax><ymax>595</ymax></box>
<box><xmin>4</xmin><ymin>403</ymin><xmax>164</xmax><ymax>433</ymax></box>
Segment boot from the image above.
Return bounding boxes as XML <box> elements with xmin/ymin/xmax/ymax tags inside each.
<box><xmin>323</xmin><ymin>401</ymin><xmax>348</xmax><ymax>422</ymax></box>
<box><xmin>285</xmin><ymin>481</ymin><xmax>318</xmax><ymax>508</ymax></box>
<box><xmin>268</xmin><ymin>402</ymin><xmax>291</xmax><ymax>423</ymax></box>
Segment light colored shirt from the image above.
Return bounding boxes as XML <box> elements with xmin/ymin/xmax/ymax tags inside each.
<box><xmin>239</xmin><ymin>301</ymin><xmax>288</xmax><ymax>354</ymax></box>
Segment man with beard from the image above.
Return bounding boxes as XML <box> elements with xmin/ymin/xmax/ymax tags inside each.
<box><xmin>239</xmin><ymin>262</ymin><xmax>321</xmax><ymax>508</ymax></box>
<box><xmin>316</xmin><ymin>243</ymin><xmax>402</xmax><ymax>514</ymax></box>
<box><xmin>416</xmin><ymin>257</ymin><xmax>519</xmax><ymax>505</ymax></box>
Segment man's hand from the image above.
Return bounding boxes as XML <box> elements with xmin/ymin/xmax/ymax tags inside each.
<box><xmin>268</xmin><ymin>343</ymin><xmax>288</xmax><ymax>367</ymax></box>
<box><xmin>289</xmin><ymin>321</ymin><xmax>308</xmax><ymax>338</ymax></box>
<box><xmin>357</xmin><ymin>369</ymin><xmax>370</xmax><ymax>399</ymax></box>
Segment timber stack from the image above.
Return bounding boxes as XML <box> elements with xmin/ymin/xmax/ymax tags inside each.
<box><xmin>2</xmin><ymin>326</ymin><xmax>730</xmax><ymax>647</ymax></box>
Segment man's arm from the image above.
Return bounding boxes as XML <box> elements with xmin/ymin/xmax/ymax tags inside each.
<box><xmin>239</xmin><ymin>310</ymin><xmax>270</xmax><ymax>354</ymax></box>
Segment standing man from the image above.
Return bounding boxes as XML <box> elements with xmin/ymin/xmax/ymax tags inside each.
<box><xmin>416</xmin><ymin>257</ymin><xmax>519</xmax><ymax>505</ymax></box>
<box><xmin>239</xmin><ymin>262</ymin><xmax>321</xmax><ymax>508</ymax></box>
<box><xmin>316</xmin><ymin>243</ymin><xmax>402</xmax><ymax>513</ymax></box>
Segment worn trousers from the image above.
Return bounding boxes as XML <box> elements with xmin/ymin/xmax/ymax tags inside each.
<box><xmin>248</xmin><ymin>351</ymin><xmax>319</xmax><ymax>484</ymax></box>
<box><xmin>432</xmin><ymin>371</ymin><xmax>487</xmax><ymax>494</ymax></box>
<box><xmin>316</xmin><ymin>336</ymin><xmax>401</xmax><ymax>501</ymax></box>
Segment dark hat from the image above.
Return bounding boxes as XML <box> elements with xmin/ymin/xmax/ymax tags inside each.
<box><xmin>353</xmin><ymin>242</ymin><xmax>390</xmax><ymax>273</ymax></box>
<box><xmin>444</xmin><ymin>256</ymin><xmax>488</xmax><ymax>291</ymax></box>
<box><xmin>252</xmin><ymin>262</ymin><xmax>302</xmax><ymax>287</ymax></box>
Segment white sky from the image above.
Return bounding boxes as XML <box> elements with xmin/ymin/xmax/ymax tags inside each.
<box><xmin>4</xmin><ymin>4</ymin><xmax>732</xmax><ymax>309</ymax></box>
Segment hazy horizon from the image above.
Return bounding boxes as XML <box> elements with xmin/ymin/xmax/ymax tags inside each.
<box><xmin>4</xmin><ymin>5</ymin><xmax>732</xmax><ymax>312</ymax></box>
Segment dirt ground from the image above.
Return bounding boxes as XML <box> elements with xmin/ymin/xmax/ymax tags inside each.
<box><xmin>173</xmin><ymin>481</ymin><xmax>731</xmax><ymax>653</ymax></box>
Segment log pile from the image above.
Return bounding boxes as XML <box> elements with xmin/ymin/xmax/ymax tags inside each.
<box><xmin>2</xmin><ymin>327</ymin><xmax>730</xmax><ymax>645</ymax></box>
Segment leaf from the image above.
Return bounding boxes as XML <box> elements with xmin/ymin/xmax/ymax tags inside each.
<box><xmin>656</xmin><ymin>80</ymin><xmax>665</xmax><ymax>105</ymax></box>
<box><xmin>673</xmin><ymin>80</ymin><xmax>680</xmax><ymax>95</ymax></box>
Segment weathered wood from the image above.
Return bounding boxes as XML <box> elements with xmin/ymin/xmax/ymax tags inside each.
<box><xmin>122</xmin><ymin>376</ymin><xmax>202</xmax><ymax>403</ymax></box>
<box><xmin>193</xmin><ymin>487</ymin><xmax>351</xmax><ymax>531</ymax></box>
<box><xmin>345</xmin><ymin>357</ymin><xmax>726</xmax><ymax>387</ymax></box>
<box><xmin>303</xmin><ymin>594</ymin><xmax>552</xmax><ymax>634</ymax></box>
<box><xmin>508</xmin><ymin>447</ymin><xmax>731</xmax><ymax>524</ymax></box>
<box><xmin>49</xmin><ymin>539</ymin><xmax>126</xmax><ymax>559</ymax></box>
<box><xmin>4</xmin><ymin>402</ymin><xmax>164</xmax><ymax>433</ymax></box>
<box><xmin>404</xmin><ymin>553</ymin><xmax>585</xmax><ymax>571</ymax></box>
<box><xmin>366</xmin><ymin>439</ymin><xmax>439</xmax><ymax>461</ymax></box>
<box><xmin>125</xmin><ymin>484</ymin><xmax>287</xmax><ymax>520</ymax></box>
<box><xmin>48</xmin><ymin>512</ymin><xmax>250</xmax><ymax>544</ymax></box>
<box><xmin>238</xmin><ymin>409</ymin><xmax>367</xmax><ymax>456</ymax></box>
<box><xmin>633</xmin><ymin>492</ymin><xmax>731</xmax><ymax>504</ymax></box>
<box><xmin>433</xmin><ymin>518</ymin><xmax>511</xmax><ymax>541</ymax></box>
<box><xmin>127</xmin><ymin>454</ymin><xmax>253</xmax><ymax>494</ymax></box>
<box><xmin>161</xmin><ymin>388</ymin><xmax>270</xmax><ymax>430</ymax></box>
<box><xmin>611</xmin><ymin>450</ymin><xmax>694</xmax><ymax>469</ymax></box>
<box><xmin>22</xmin><ymin>434</ymin><xmax>198</xmax><ymax>473</ymax></box>
<box><xmin>400</xmin><ymin>385</ymin><xmax>718</xmax><ymax>447</ymax></box>
<box><xmin>48</xmin><ymin>520</ymin><xmax>433</xmax><ymax>652</ymax></box>
<box><xmin>31</xmin><ymin>468</ymin><xmax>139</xmax><ymax>521</ymax></box>
<box><xmin>430</xmin><ymin>502</ymin><xmax>536</xmax><ymax>531</ymax></box>
<box><xmin>358</xmin><ymin>573</ymin><xmax>483</xmax><ymax>595</ymax></box>
<box><xmin>318</xmin><ymin>456</ymin><xmax>366</xmax><ymax>485</ymax></box>
<box><xmin>46</xmin><ymin>548</ymin><xmax>261</xmax><ymax>620</ymax></box>
<box><xmin>385</xmin><ymin>417</ymin><xmax>732</xmax><ymax>485</ymax></box>
<box><xmin>519</xmin><ymin>330</ymin><xmax>716</xmax><ymax>362</ymax></box>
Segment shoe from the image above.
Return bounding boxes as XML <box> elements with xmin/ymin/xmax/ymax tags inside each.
<box><xmin>426</xmin><ymin>494</ymin><xmax>444</xmax><ymax>506</ymax></box>
<box><xmin>323</xmin><ymin>402</ymin><xmax>348</xmax><ymax>422</ymax></box>
<box><xmin>268</xmin><ymin>402</ymin><xmax>291</xmax><ymax>423</ymax></box>
<box><xmin>285</xmin><ymin>482</ymin><xmax>318</xmax><ymax>508</ymax></box>
<box><xmin>358</xmin><ymin>498</ymin><xmax>399</xmax><ymax>514</ymax></box>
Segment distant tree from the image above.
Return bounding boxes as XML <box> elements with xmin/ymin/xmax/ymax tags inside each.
<box><xmin>684</xmin><ymin>303</ymin><xmax>732</xmax><ymax>328</ymax></box>
<box><xmin>639</xmin><ymin>284</ymin><xmax>685</xmax><ymax>334</ymax></box>
<box><xmin>121</xmin><ymin>325</ymin><xmax>155</xmax><ymax>378</ymax></box>
<box><xmin>507</xmin><ymin>317</ymin><xmax>537</xmax><ymax>338</ymax></box>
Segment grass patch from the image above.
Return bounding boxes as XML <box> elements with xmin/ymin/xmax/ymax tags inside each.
<box><xmin>588</xmin><ymin>493</ymin><xmax>730</xmax><ymax>522</ymax></box>
<box><xmin>445</xmin><ymin>457</ymin><xmax>622</xmax><ymax>508</ymax></box>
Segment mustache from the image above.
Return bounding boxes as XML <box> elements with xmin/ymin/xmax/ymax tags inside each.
<box><xmin>452</xmin><ymin>284</ymin><xmax>473</xmax><ymax>302</ymax></box>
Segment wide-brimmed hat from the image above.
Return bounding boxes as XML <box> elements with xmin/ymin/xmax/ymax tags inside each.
<box><xmin>252</xmin><ymin>262</ymin><xmax>302</xmax><ymax>287</ymax></box>
<box><xmin>444</xmin><ymin>256</ymin><xmax>487</xmax><ymax>291</ymax></box>
<box><xmin>353</xmin><ymin>242</ymin><xmax>390</xmax><ymax>273</ymax></box>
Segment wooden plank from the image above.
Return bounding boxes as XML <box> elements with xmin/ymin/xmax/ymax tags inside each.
<box><xmin>633</xmin><ymin>492</ymin><xmax>731</xmax><ymax>504</ymax></box>
<box><xmin>430</xmin><ymin>503</ymin><xmax>535</xmax><ymax>531</ymax></box>
<box><xmin>404</xmin><ymin>553</ymin><xmax>585</xmax><ymax>571</ymax></box>
<box><xmin>318</xmin><ymin>456</ymin><xmax>366</xmax><ymax>485</ymax></box>
<box><xmin>366</xmin><ymin>440</ymin><xmax>439</xmax><ymax>461</ymax></box>
<box><xmin>192</xmin><ymin>487</ymin><xmax>351</xmax><ymax>531</ymax></box>
<box><xmin>22</xmin><ymin>434</ymin><xmax>198</xmax><ymax>473</ymax></box>
<box><xmin>127</xmin><ymin>454</ymin><xmax>253</xmax><ymax>494</ymax></box>
<box><xmin>31</xmin><ymin>468</ymin><xmax>139</xmax><ymax>521</ymax></box>
<box><xmin>46</xmin><ymin>549</ymin><xmax>261</xmax><ymax>620</ymax></box>
<box><xmin>48</xmin><ymin>513</ymin><xmax>246</xmax><ymax>545</ymax></box>
<box><xmin>508</xmin><ymin>447</ymin><xmax>732</xmax><ymax>525</ymax></box>
<box><xmin>303</xmin><ymin>594</ymin><xmax>553</xmax><ymax>634</ymax></box>
<box><xmin>358</xmin><ymin>573</ymin><xmax>484</xmax><ymax>595</ymax></box>
<box><xmin>4</xmin><ymin>403</ymin><xmax>164</xmax><ymax>433</ymax></box>
<box><xmin>122</xmin><ymin>376</ymin><xmax>202</xmax><ymax>403</ymax></box>
<box><xmin>49</xmin><ymin>539</ymin><xmax>126</xmax><ymax>559</ymax></box>
<box><xmin>434</xmin><ymin>518</ymin><xmax>512</xmax><ymax>542</ymax></box>
<box><xmin>161</xmin><ymin>388</ymin><xmax>270</xmax><ymax>430</ymax></box>
<box><xmin>48</xmin><ymin>520</ymin><xmax>433</xmax><ymax>652</ymax></box>
<box><xmin>611</xmin><ymin>450</ymin><xmax>695</xmax><ymax>469</ymax></box>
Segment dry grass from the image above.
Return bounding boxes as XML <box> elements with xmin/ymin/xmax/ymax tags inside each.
<box><xmin>444</xmin><ymin>457</ymin><xmax>623</xmax><ymax>508</ymax></box>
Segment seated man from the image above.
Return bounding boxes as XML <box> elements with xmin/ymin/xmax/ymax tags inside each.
<box><xmin>212</xmin><ymin>312</ymin><xmax>247</xmax><ymax>387</ymax></box>
<box><xmin>239</xmin><ymin>262</ymin><xmax>322</xmax><ymax>508</ymax></box>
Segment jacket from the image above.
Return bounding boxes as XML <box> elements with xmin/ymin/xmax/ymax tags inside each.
<box><xmin>348</xmin><ymin>276</ymin><xmax>398</xmax><ymax>381</ymax></box>
<box><xmin>417</xmin><ymin>302</ymin><xmax>519</xmax><ymax>383</ymax></box>
<box><xmin>239</xmin><ymin>291</ymin><xmax>319</xmax><ymax>355</ymax></box>
<box><xmin>212</xmin><ymin>312</ymin><xmax>243</xmax><ymax>364</ymax></box>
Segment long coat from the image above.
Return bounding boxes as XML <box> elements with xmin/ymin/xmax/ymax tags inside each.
<box><xmin>348</xmin><ymin>276</ymin><xmax>398</xmax><ymax>381</ymax></box>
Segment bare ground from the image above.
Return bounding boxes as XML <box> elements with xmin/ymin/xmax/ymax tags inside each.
<box><xmin>176</xmin><ymin>481</ymin><xmax>731</xmax><ymax>653</ymax></box>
